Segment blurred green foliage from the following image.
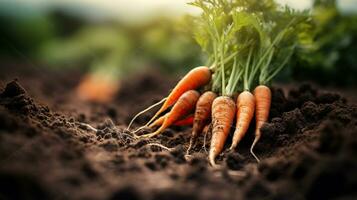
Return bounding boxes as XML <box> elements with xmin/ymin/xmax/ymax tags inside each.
<box><xmin>40</xmin><ymin>26</ymin><xmax>132</xmax><ymax>75</ymax></box>
<box><xmin>138</xmin><ymin>16</ymin><xmax>202</xmax><ymax>73</ymax></box>
<box><xmin>292</xmin><ymin>0</ymin><xmax>357</xmax><ymax>86</ymax></box>
<box><xmin>0</xmin><ymin>15</ymin><xmax>55</xmax><ymax>58</ymax></box>
<box><xmin>0</xmin><ymin>1</ymin><xmax>356</xmax><ymax>86</ymax></box>
<box><xmin>0</xmin><ymin>9</ymin><xmax>201</xmax><ymax>78</ymax></box>
<box><xmin>39</xmin><ymin>18</ymin><xmax>202</xmax><ymax>77</ymax></box>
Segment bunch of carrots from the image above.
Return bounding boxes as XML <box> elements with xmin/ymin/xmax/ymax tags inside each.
<box><xmin>128</xmin><ymin>0</ymin><xmax>311</xmax><ymax>166</ymax></box>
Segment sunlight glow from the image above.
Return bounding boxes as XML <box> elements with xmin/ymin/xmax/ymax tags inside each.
<box><xmin>1</xmin><ymin>0</ymin><xmax>356</xmax><ymax>22</ymax></box>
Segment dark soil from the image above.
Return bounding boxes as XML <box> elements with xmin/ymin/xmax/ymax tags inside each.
<box><xmin>0</xmin><ymin>65</ymin><xmax>356</xmax><ymax>200</ymax></box>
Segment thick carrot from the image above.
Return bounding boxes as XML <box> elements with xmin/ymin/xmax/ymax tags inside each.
<box><xmin>251</xmin><ymin>85</ymin><xmax>271</xmax><ymax>162</ymax></box>
<box><xmin>209</xmin><ymin>96</ymin><xmax>236</xmax><ymax>166</ymax></box>
<box><xmin>230</xmin><ymin>91</ymin><xmax>255</xmax><ymax>150</ymax></box>
<box><xmin>147</xmin><ymin>66</ymin><xmax>211</xmax><ymax>125</ymax></box>
<box><xmin>139</xmin><ymin>90</ymin><xmax>200</xmax><ymax>138</ymax></box>
<box><xmin>188</xmin><ymin>91</ymin><xmax>217</xmax><ymax>153</ymax></box>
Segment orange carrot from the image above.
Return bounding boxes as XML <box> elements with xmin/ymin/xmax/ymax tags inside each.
<box><xmin>149</xmin><ymin>114</ymin><xmax>193</xmax><ymax>128</ymax></box>
<box><xmin>230</xmin><ymin>91</ymin><xmax>255</xmax><ymax>150</ymax></box>
<box><xmin>188</xmin><ymin>91</ymin><xmax>217</xmax><ymax>152</ymax></box>
<box><xmin>251</xmin><ymin>85</ymin><xmax>271</xmax><ymax>162</ymax></box>
<box><xmin>139</xmin><ymin>90</ymin><xmax>200</xmax><ymax>138</ymax></box>
<box><xmin>148</xmin><ymin>114</ymin><xmax>168</xmax><ymax>128</ymax></box>
<box><xmin>76</xmin><ymin>73</ymin><xmax>119</xmax><ymax>103</ymax></box>
<box><xmin>209</xmin><ymin>96</ymin><xmax>236</xmax><ymax>166</ymax></box>
<box><xmin>147</xmin><ymin>66</ymin><xmax>211</xmax><ymax>125</ymax></box>
<box><xmin>173</xmin><ymin>115</ymin><xmax>194</xmax><ymax>126</ymax></box>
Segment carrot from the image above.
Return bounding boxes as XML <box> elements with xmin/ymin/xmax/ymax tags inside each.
<box><xmin>209</xmin><ymin>96</ymin><xmax>236</xmax><ymax>166</ymax></box>
<box><xmin>76</xmin><ymin>74</ymin><xmax>119</xmax><ymax>103</ymax></box>
<box><xmin>139</xmin><ymin>90</ymin><xmax>200</xmax><ymax>138</ymax></box>
<box><xmin>146</xmin><ymin>66</ymin><xmax>211</xmax><ymax>125</ymax></box>
<box><xmin>187</xmin><ymin>91</ymin><xmax>217</xmax><ymax>153</ymax></box>
<box><xmin>148</xmin><ymin>114</ymin><xmax>167</xmax><ymax>129</ymax></box>
<box><xmin>230</xmin><ymin>91</ymin><xmax>255</xmax><ymax>150</ymax></box>
<box><xmin>173</xmin><ymin>115</ymin><xmax>194</xmax><ymax>126</ymax></box>
<box><xmin>149</xmin><ymin>114</ymin><xmax>194</xmax><ymax>128</ymax></box>
<box><xmin>251</xmin><ymin>85</ymin><xmax>271</xmax><ymax>162</ymax></box>
<box><xmin>127</xmin><ymin>66</ymin><xmax>211</xmax><ymax>130</ymax></box>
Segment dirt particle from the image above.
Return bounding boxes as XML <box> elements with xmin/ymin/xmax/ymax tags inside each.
<box><xmin>100</xmin><ymin>139</ymin><xmax>119</xmax><ymax>152</ymax></box>
<box><xmin>145</xmin><ymin>161</ymin><xmax>158</xmax><ymax>171</ymax></box>
<box><xmin>317</xmin><ymin>121</ymin><xmax>344</xmax><ymax>154</ymax></box>
<box><xmin>170</xmin><ymin>145</ymin><xmax>186</xmax><ymax>164</ymax></box>
<box><xmin>109</xmin><ymin>186</ymin><xmax>142</xmax><ymax>200</ymax></box>
<box><xmin>0</xmin><ymin>171</ymin><xmax>49</xmax><ymax>200</ymax></box>
<box><xmin>152</xmin><ymin>189</ymin><xmax>197</xmax><ymax>200</ymax></box>
<box><xmin>281</xmin><ymin>109</ymin><xmax>306</xmax><ymax>133</ymax></box>
<box><xmin>316</xmin><ymin>92</ymin><xmax>340</xmax><ymax>104</ymax></box>
<box><xmin>301</xmin><ymin>101</ymin><xmax>319</xmax><ymax>122</ymax></box>
<box><xmin>225</xmin><ymin>151</ymin><xmax>245</xmax><ymax>170</ymax></box>
<box><xmin>0</xmin><ymin>80</ymin><xmax>26</xmax><ymax>98</ymax></box>
<box><xmin>154</xmin><ymin>154</ymin><xmax>170</xmax><ymax>168</ymax></box>
<box><xmin>245</xmin><ymin>181</ymin><xmax>271</xmax><ymax>199</ymax></box>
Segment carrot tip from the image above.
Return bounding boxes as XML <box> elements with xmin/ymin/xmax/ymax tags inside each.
<box><xmin>209</xmin><ymin>153</ymin><xmax>217</xmax><ymax>167</ymax></box>
<box><xmin>137</xmin><ymin>126</ymin><xmax>164</xmax><ymax>138</ymax></box>
<box><xmin>250</xmin><ymin>137</ymin><xmax>261</xmax><ymax>162</ymax></box>
<box><xmin>186</xmin><ymin>133</ymin><xmax>198</xmax><ymax>155</ymax></box>
<box><xmin>229</xmin><ymin>143</ymin><xmax>237</xmax><ymax>151</ymax></box>
<box><xmin>209</xmin><ymin>159</ymin><xmax>217</xmax><ymax>167</ymax></box>
<box><xmin>184</xmin><ymin>154</ymin><xmax>193</xmax><ymax>162</ymax></box>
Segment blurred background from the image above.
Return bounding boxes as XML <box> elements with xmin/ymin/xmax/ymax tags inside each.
<box><xmin>0</xmin><ymin>0</ymin><xmax>356</xmax><ymax>102</ymax></box>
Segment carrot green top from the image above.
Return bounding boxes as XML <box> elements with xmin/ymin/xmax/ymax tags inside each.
<box><xmin>190</xmin><ymin>0</ymin><xmax>312</xmax><ymax>95</ymax></box>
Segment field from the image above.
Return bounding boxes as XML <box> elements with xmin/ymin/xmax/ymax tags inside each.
<box><xmin>1</xmin><ymin>64</ymin><xmax>356</xmax><ymax>200</ymax></box>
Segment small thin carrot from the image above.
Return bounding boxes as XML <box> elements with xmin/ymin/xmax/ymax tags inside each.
<box><xmin>209</xmin><ymin>96</ymin><xmax>236</xmax><ymax>166</ymax></box>
<box><xmin>146</xmin><ymin>66</ymin><xmax>211</xmax><ymax>125</ymax></box>
<box><xmin>139</xmin><ymin>90</ymin><xmax>200</xmax><ymax>138</ymax></box>
<box><xmin>230</xmin><ymin>91</ymin><xmax>255</xmax><ymax>150</ymax></box>
<box><xmin>173</xmin><ymin>115</ymin><xmax>194</xmax><ymax>126</ymax></box>
<box><xmin>251</xmin><ymin>85</ymin><xmax>271</xmax><ymax>162</ymax></box>
<box><xmin>148</xmin><ymin>114</ymin><xmax>168</xmax><ymax>129</ymax></box>
<box><xmin>149</xmin><ymin>114</ymin><xmax>193</xmax><ymax>128</ymax></box>
<box><xmin>187</xmin><ymin>91</ymin><xmax>217</xmax><ymax>153</ymax></box>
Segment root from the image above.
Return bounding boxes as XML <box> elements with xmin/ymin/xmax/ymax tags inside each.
<box><xmin>250</xmin><ymin>136</ymin><xmax>261</xmax><ymax>163</ymax></box>
<box><xmin>144</xmin><ymin>108</ymin><xmax>163</xmax><ymax>127</ymax></box>
<box><xmin>119</xmin><ymin>130</ymin><xmax>136</xmax><ymax>140</ymax></box>
<box><xmin>203</xmin><ymin>133</ymin><xmax>208</xmax><ymax>153</ymax></box>
<box><xmin>186</xmin><ymin>135</ymin><xmax>196</xmax><ymax>156</ymax></box>
<box><xmin>202</xmin><ymin>124</ymin><xmax>211</xmax><ymax>153</ymax></box>
<box><xmin>127</xmin><ymin>97</ymin><xmax>166</xmax><ymax>131</ymax></box>
<box><xmin>227</xmin><ymin>170</ymin><xmax>247</xmax><ymax>177</ymax></box>
<box><xmin>76</xmin><ymin>122</ymin><xmax>98</xmax><ymax>132</ymax></box>
<box><xmin>132</xmin><ymin>126</ymin><xmax>148</xmax><ymax>134</ymax></box>
<box><xmin>146</xmin><ymin>143</ymin><xmax>173</xmax><ymax>151</ymax></box>
<box><xmin>136</xmin><ymin>125</ymin><xmax>165</xmax><ymax>139</ymax></box>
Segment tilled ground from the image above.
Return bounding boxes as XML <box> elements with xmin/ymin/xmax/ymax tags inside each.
<box><xmin>0</xmin><ymin>66</ymin><xmax>356</xmax><ymax>200</ymax></box>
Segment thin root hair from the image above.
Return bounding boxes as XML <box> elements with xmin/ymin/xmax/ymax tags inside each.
<box><xmin>127</xmin><ymin>97</ymin><xmax>167</xmax><ymax>130</ymax></box>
